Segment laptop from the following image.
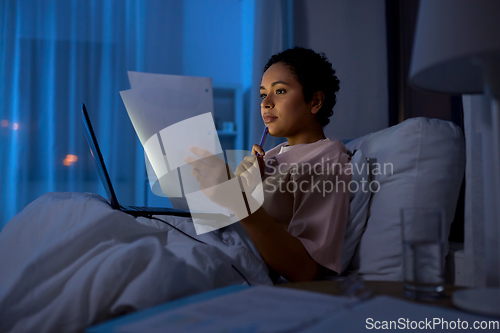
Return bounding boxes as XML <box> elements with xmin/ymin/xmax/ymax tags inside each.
<box><xmin>81</xmin><ymin>103</ymin><xmax>217</xmax><ymax>218</ymax></box>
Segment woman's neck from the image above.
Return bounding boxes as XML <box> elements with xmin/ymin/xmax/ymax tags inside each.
<box><xmin>286</xmin><ymin>129</ymin><xmax>326</xmax><ymax>146</ymax></box>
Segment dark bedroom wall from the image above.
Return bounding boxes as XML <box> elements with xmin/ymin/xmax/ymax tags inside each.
<box><xmin>385</xmin><ymin>0</ymin><xmax>464</xmax><ymax>128</ymax></box>
<box><xmin>293</xmin><ymin>0</ymin><xmax>389</xmax><ymax>141</ymax></box>
<box><xmin>386</xmin><ymin>0</ymin><xmax>464</xmax><ymax>243</ymax></box>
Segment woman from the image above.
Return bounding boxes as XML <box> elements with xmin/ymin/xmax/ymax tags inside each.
<box><xmin>185</xmin><ymin>47</ymin><xmax>351</xmax><ymax>282</ymax></box>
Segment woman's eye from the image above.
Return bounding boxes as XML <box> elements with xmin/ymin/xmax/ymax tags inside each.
<box><xmin>260</xmin><ymin>93</ymin><xmax>267</xmax><ymax>99</ymax></box>
<box><xmin>276</xmin><ymin>89</ymin><xmax>286</xmax><ymax>94</ymax></box>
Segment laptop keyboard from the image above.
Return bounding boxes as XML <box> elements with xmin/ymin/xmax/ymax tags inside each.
<box><xmin>126</xmin><ymin>205</ymin><xmax>182</xmax><ymax>213</ymax></box>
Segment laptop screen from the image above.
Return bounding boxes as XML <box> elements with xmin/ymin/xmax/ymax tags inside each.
<box><xmin>81</xmin><ymin>103</ymin><xmax>121</xmax><ymax>209</ymax></box>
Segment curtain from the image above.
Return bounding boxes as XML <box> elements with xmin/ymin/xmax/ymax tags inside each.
<box><xmin>0</xmin><ymin>0</ymin><xmax>181</xmax><ymax>228</ymax></box>
<box><xmin>1</xmin><ymin>0</ymin><xmax>388</xmax><ymax>228</ymax></box>
<box><xmin>247</xmin><ymin>0</ymin><xmax>287</xmax><ymax>151</ymax></box>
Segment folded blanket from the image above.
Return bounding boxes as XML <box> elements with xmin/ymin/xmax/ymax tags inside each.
<box><xmin>0</xmin><ymin>192</ymin><xmax>272</xmax><ymax>332</ymax></box>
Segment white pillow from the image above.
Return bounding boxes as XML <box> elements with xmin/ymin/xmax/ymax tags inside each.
<box><xmin>345</xmin><ymin>117</ymin><xmax>465</xmax><ymax>281</ymax></box>
<box><xmin>339</xmin><ymin>150</ymin><xmax>371</xmax><ymax>273</ymax></box>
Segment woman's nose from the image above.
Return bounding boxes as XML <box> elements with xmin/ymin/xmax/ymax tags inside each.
<box><xmin>261</xmin><ymin>94</ymin><xmax>274</xmax><ymax>109</ymax></box>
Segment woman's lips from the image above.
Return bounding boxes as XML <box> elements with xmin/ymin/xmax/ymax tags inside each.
<box><xmin>263</xmin><ymin>115</ymin><xmax>277</xmax><ymax>123</ymax></box>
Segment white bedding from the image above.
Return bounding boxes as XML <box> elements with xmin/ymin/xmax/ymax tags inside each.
<box><xmin>0</xmin><ymin>192</ymin><xmax>272</xmax><ymax>332</ymax></box>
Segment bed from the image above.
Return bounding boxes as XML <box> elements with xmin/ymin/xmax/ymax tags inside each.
<box><xmin>0</xmin><ymin>192</ymin><xmax>272</xmax><ymax>332</ymax></box>
<box><xmin>0</xmin><ymin>117</ymin><xmax>465</xmax><ymax>332</ymax></box>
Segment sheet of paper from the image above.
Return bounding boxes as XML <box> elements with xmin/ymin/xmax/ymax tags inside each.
<box><xmin>125</xmin><ymin>71</ymin><xmax>214</xmax><ymax>138</ymax></box>
<box><xmin>111</xmin><ymin>288</ymin><xmax>497</xmax><ymax>333</ymax></box>
<box><xmin>144</xmin><ymin>152</ymin><xmax>183</xmax><ymax>197</ymax></box>
<box><xmin>116</xmin><ymin>286</ymin><xmax>355</xmax><ymax>332</ymax></box>
<box><xmin>120</xmin><ymin>72</ymin><xmax>221</xmax><ymax>200</ymax></box>
<box><xmin>185</xmin><ymin>177</ymin><xmax>246</xmax><ymax>234</ymax></box>
<box><xmin>159</xmin><ymin>112</ymin><xmax>221</xmax><ymax>171</ymax></box>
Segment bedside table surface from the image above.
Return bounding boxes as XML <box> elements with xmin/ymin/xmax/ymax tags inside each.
<box><xmin>278</xmin><ymin>280</ymin><xmax>464</xmax><ymax>309</ymax></box>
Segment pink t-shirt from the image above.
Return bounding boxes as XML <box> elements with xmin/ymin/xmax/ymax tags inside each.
<box><xmin>261</xmin><ymin>138</ymin><xmax>351</xmax><ymax>274</ymax></box>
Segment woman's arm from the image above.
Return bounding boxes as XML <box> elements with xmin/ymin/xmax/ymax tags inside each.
<box><xmin>237</xmin><ymin>195</ymin><xmax>321</xmax><ymax>282</ymax></box>
<box><xmin>184</xmin><ymin>145</ymin><xmax>325</xmax><ymax>282</ymax></box>
<box><xmin>234</xmin><ymin>144</ymin><xmax>321</xmax><ymax>281</ymax></box>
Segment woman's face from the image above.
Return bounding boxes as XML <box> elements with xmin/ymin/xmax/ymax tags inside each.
<box><xmin>260</xmin><ymin>62</ymin><xmax>316</xmax><ymax>139</ymax></box>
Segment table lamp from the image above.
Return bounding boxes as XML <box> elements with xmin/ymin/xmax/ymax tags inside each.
<box><xmin>409</xmin><ymin>0</ymin><xmax>500</xmax><ymax>316</ymax></box>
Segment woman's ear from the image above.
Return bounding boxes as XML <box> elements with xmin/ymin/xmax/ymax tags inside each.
<box><xmin>310</xmin><ymin>91</ymin><xmax>325</xmax><ymax>115</ymax></box>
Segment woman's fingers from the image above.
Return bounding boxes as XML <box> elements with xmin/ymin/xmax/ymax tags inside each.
<box><xmin>189</xmin><ymin>146</ymin><xmax>224</xmax><ymax>167</ymax></box>
<box><xmin>235</xmin><ymin>159</ymin><xmax>253</xmax><ymax>176</ymax></box>
<box><xmin>184</xmin><ymin>146</ymin><xmax>234</xmax><ymax>190</ymax></box>
<box><xmin>188</xmin><ymin>145</ymin><xmax>213</xmax><ymax>158</ymax></box>
<box><xmin>234</xmin><ymin>154</ymin><xmax>266</xmax><ymax>191</ymax></box>
<box><xmin>185</xmin><ymin>145</ymin><xmax>266</xmax><ymax>194</ymax></box>
<box><xmin>235</xmin><ymin>155</ymin><xmax>259</xmax><ymax>173</ymax></box>
<box><xmin>190</xmin><ymin>166</ymin><xmax>203</xmax><ymax>183</ymax></box>
<box><xmin>183</xmin><ymin>155</ymin><xmax>210</xmax><ymax>176</ymax></box>
<box><xmin>185</xmin><ymin>146</ymin><xmax>226</xmax><ymax>170</ymax></box>
<box><xmin>251</xmin><ymin>144</ymin><xmax>265</xmax><ymax>156</ymax></box>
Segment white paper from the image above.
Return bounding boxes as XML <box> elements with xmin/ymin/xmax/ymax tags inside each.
<box><xmin>103</xmin><ymin>287</ymin><xmax>495</xmax><ymax>333</ymax></box>
<box><xmin>160</xmin><ymin>112</ymin><xmax>222</xmax><ymax>171</ymax></box>
<box><xmin>116</xmin><ymin>286</ymin><xmax>355</xmax><ymax>333</ymax></box>
<box><xmin>119</xmin><ymin>71</ymin><xmax>254</xmax><ymax>233</ymax></box>
<box><xmin>185</xmin><ymin>177</ymin><xmax>247</xmax><ymax>234</ymax></box>
<box><xmin>144</xmin><ymin>134</ymin><xmax>169</xmax><ymax>184</ymax></box>
<box><xmin>120</xmin><ymin>71</ymin><xmax>218</xmax><ymax>199</ymax></box>
<box><xmin>144</xmin><ymin>153</ymin><xmax>183</xmax><ymax>197</ymax></box>
<box><xmin>125</xmin><ymin>71</ymin><xmax>213</xmax><ymax>137</ymax></box>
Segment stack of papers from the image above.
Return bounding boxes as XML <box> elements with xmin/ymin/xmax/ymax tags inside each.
<box><xmin>120</xmin><ymin>72</ymin><xmax>244</xmax><ymax>234</ymax></box>
<box><xmin>120</xmin><ymin>71</ymin><xmax>221</xmax><ymax>199</ymax></box>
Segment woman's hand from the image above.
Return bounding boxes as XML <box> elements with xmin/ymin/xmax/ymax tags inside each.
<box><xmin>183</xmin><ymin>144</ymin><xmax>266</xmax><ymax>210</ymax></box>
<box><xmin>234</xmin><ymin>144</ymin><xmax>266</xmax><ymax>192</ymax></box>
<box><xmin>251</xmin><ymin>144</ymin><xmax>265</xmax><ymax>157</ymax></box>
<box><xmin>183</xmin><ymin>146</ymin><xmax>236</xmax><ymax>209</ymax></box>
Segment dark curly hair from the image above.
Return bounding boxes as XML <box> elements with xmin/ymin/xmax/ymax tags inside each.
<box><xmin>264</xmin><ymin>47</ymin><xmax>340</xmax><ymax>127</ymax></box>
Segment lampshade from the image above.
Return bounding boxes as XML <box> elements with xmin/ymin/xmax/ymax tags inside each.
<box><xmin>409</xmin><ymin>0</ymin><xmax>500</xmax><ymax>94</ymax></box>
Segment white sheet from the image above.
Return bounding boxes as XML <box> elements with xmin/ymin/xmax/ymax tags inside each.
<box><xmin>0</xmin><ymin>192</ymin><xmax>272</xmax><ymax>333</ymax></box>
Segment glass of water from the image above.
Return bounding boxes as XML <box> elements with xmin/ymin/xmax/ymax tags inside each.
<box><xmin>401</xmin><ymin>207</ymin><xmax>446</xmax><ymax>300</ymax></box>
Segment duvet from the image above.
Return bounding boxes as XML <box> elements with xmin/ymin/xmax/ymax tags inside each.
<box><xmin>0</xmin><ymin>192</ymin><xmax>272</xmax><ymax>332</ymax></box>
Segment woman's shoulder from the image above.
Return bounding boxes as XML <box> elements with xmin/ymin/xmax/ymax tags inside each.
<box><xmin>265</xmin><ymin>138</ymin><xmax>349</xmax><ymax>164</ymax></box>
<box><xmin>316</xmin><ymin>138</ymin><xmax>347</xmax><ymax>153</ymax></box>
<box><xmin>265</xmin><ymin>141</ymin><xmax>289</xmax><ymax>158</ymax></box>
<box><xmin>303</xmin><ymin>138</ymin><xmax>349</xmax><ymax>164</ymax></box>
<box><xmin>297</xmin><ymin>138</ymin><xmax>348</xmax><ymax>158</ymax></box>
